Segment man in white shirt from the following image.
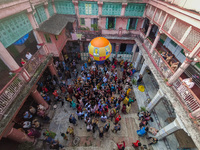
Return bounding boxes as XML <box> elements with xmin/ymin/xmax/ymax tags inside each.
<box><xmin>25</xmin><ymin>52</ymin><xmax>32</xmax><ymax>60</ymax></box>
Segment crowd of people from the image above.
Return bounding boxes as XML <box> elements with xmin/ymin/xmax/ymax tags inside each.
<box><xmin>17</xmin><ymin>53</ymin><xmax>159</xmax><ymax>149</ymax></box>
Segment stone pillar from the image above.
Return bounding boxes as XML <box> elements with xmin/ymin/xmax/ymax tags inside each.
<box><xmin>0</xmin><ymin>42</ymin><xmax>21</xmax><ymax>72</ymax></box>
<box><xmin>52</xmin><ymin>0</ymin><xmax>57</xmax><ymax>13</ymax></box>
<box><xmin>167</xmin><ymin>57</ymin><xmax>193</xmax><ymax>85</ymax></box>
<box><xmin>121</xmin><ymin>3</ymin><xmax>127</xmax><ymax>16</ymax></box>
<box><xmin>80</xmin><ymin>41</ymin><xmax>84</xmax><ymax>52</ymax></box>
<box><xmin>145</xmin><ymin>23</ymin><xmax>153</xmax><ymax>38</ymax></box>
<box><xmin>98</xmin><ymin>2</ymin><xmax>103</xmax><ymax>16</ymax></box>
<box><xmin>150</xmin><ymin>31</ymin><xmax>161</xmax><ymax>53</ymax></box>
<box><xmin>48</xmin><ymin>60</ymin><xmax>58</xmax><ymax>77</ymax></box>
<box><xmin>132</xmin><ymin>44</ymin><xmax>137</xmax><ymax>62</ymax></box>
<box><xmin>139</xmin><ymin>61</ymin><xmax>147</xmax><ymax>75</ymax></box>
<box><xmin>31</xmin><ymin>88</ymin><xmax>49</xmax><ymax>109</ymax></box>
<box><xmin>134</xmin><ymin>51</ymin><xmax>142</xmax><ymax>70</ymax></box>
<box><xmin>146</xmin><ymin>89</ymin><xmax>164</xmax><ymax>111</ymax></box>
<box><xmin>7</xmin><ymin>128</ymin><xmax>34</xmax><ymax>143</ymax></box>
<box><xmin>189</xmin><ymin>108</ymin><xmax>200</xmax><ymax>119</ymax></box>
<box><xmin>44</xmin><ymin>2</ymin><xmax>50</xmax><ymax>19</ymax></box>
<box><xmin>156</xmin><ymin>119</ymin><xmax>181</xmax><ymax>140</ymax></box>
<box><xmin>115</xmin><ymin>43</ymin><xmax>120</xmax><ymax>57</ymax></box>
<box><xmin>73</xmin><ymin>1</ymin><xmax>79</xmax><ymax>17</ymax></box>
<box><xmin>27</xmin><ymin>8</ymin><xmax>49</xmax><ymax>54</ymax></box>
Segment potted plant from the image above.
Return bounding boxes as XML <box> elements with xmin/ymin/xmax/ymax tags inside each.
<box><xmin>132</xmin><ymin>78</ymin><xmax>137</xmax><ymax>85</ymax></box>
<box><xmin>91</xmin><ymin>24</ymin><xmax>98</xmax><ymax>31</ymax></box>
<box><xmin>140</xmin><ymin>106</ymin><xmax>146</xmax><ymax>112</ymax></box>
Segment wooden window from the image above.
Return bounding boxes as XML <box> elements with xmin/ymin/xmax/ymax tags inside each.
<box><xmin>44</xmin><ymin>34</ymin><xmax>51</xmax><ymax>43</ymax></box>
<box><xmin>126</xmin><ymin>18</ymin><xmax>138</xmax><ymax>30</ymax></box>
<box><xmin>106</xmin><ymin>17</ymin><xmax>116</xmax><ymax>29</ymax></box>
<box><xmin>80</xmin><ymin>18</ymin><xmax>85</xmax><ymax>25</ymax></box>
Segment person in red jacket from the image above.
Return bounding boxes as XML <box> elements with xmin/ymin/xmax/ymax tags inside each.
<box><xmin>115</xmin><ymin>113</ymin><xmax>121</xmax><ymax>124</ymax></box>
<box><xmin>117</xmin><ymin>141</ymin><xmax>125</xmax><ymax>150</ymax></box>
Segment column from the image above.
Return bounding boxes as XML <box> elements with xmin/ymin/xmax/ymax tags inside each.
<box><xmin>145</xmin><ymin>23</ymin><xmax>153</xmax><ymax>38</ymax></box>
<box><xmin>156</xmin><ymin>119</ymin><xmax>180</xmax><ymax>140</ymax></box>
<box><xmin>189</xmin><ymin>108</ymin><xmax>200</xmax><ymax>119</ymax></box>
<box><xmin>132</xmin><ymin>44</ymin><xmax>137</xmax><ymax>62</ymax></box>
<box><xmin>73</xmin><ymin>1</ymin><xmax>79</xmax><ymax>17</ymax></box>
<box><xmin>115</xmin><ymin>43</ymin><xmax>120</xmax><ymax>57</ymax></box>
<box><xmin>52</xmin><ymin>0</ymin><xmax>57</xmax><ymax>13</ymax></box>
<box><xmin>167</xmin><ymin>57</ymin><xmax>193</xmax><ymax>86</ymax></box>
<box><xmin>146</xmin><ymin>89</ymin><xmax>164</xmax><ymax>111</ymax></box>
<box><xmin>80</xmin><ymin>41</ymin><xmax>84</xmax><ymax>52</ymax></box>
<box><xmin>139</xmin><ymin>61</ymin><xmax>147</xmax><ymax>75</ymax></box>
<box><xmin>0</xmin><ymin>42</ymin><xmax>21</xmax><ymax>72</ymax></box>
<box><xmin>98</xmin><ymin>2</ymin><xmax>103</xmax><ymax>16</ymax></box>
<box><xmin>48</xmin><ymin>60</ymin><xmax>58</xmax><ymax>77</ymax></box>
<box><xmin>6</xmin><ymin>128</ymin><xmax>34</xmax><ymax>143</ymax></box>
<box><xmin>31</xmin><ymin>88</ymin><xmax>49</xmax><ymax>109</ymax></box>
<box><xmin>121</xmin><ymin>3</ymin><xmax>127</xmax><ymax>16</ymax></box>
<box><xmin>27</xmin><ymin>8</ymin><xmax>49</xmax><ymax>54</ymax></box>
<box><xmin>150</xmin><ymin>31</ymin><xmax>161</xmax><ymax>53</ymax></box>
<box><xmin>44</xmin><ymin>2</ymin><xmax>50</xmax><ymax>19</ymax></box>
<box><xmin>134</xmin><ymin>51</ymin><xmax>142</xmax><ymax>70</ymax></box>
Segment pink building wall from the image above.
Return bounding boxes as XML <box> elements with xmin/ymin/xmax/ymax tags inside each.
<box><xmin>39</xmin><ymin>28</ymin><xmax>67</xmax><ymax>57</ymax></box>
<box><xmin>54</xmin><ymin>29</ymin><xmax>67</xmax><ymax>54</ymax></box>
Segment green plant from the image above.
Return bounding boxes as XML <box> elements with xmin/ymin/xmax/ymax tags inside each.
<box><xmin>164</xmin><ymin>78</ymin><xmax>168</xmax><ymax>82</ymax></box>
<box><xmin>17</xmin><ymin>142</ymin><xmax>35</xmax><ymax>150</ymax></box>
<box><xmin>132</xmin><ymin>78</ymin><xmax>136</xmax><ymax>85</ymax></box>
<box><xmin>86</xmin><ymin>27</ymin><xmax>90</xmax><ymax>31</ymax></box>
<box><xmin>140</xmin><ymin>107</ymin><xmax>146</xmax><ymax>112</ymax></box>
<box><xmin>108</xmin><ymin>23</ymin><xmax>113</xmax><ymax>29</ymax></box>
<box><xmin>91</xmin><ymin>24</ymin><xmax>98</xmax><ymax>31</ymax></box>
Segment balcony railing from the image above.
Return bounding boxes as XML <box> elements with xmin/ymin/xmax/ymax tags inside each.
<box><xmin>76</xmin><ymin>29</ymin><xmax>102</xmax><ymax>40</ymax></box>
<box><xmin>143</xmin><ymin>38</ymin><xmax>152</xmax><ymax>52</ymax></box>
<box><xmin>0</xmin><ymin>71</ymin><xmax>26</xmax><ymax>119</ymax></box>
<box><xmin>0</xmin><ymin>48</ymin><xmax>46</xmax><ymax>119</ymax></box>
<box><xmin>24</xmin><ymin>49</ymin><xmax>45</xmax><ymax>77</ymax></box>
<box><xmin>151</xmin><ymin>48</ymin><xmax>174</xmax><ymax>79</ymax></box>
<box><xmin>173</xmin><ymin>79</ymin><xmax>200</xmax><ymax>119</ymax></box>
<box><xmin>142</xmin><ymin>37</ymin><xmax>200</xmax><ymax>120</ymax></box>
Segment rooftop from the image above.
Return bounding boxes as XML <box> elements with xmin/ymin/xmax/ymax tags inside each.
<box><xmin>37</xmin><ymin>14</ymin><xmax>76</xmax><ymax>35</ymax></box>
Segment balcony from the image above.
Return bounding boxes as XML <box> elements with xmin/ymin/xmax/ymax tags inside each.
<box><xmin>76</xmin><ymin>27</ymin><xmax>102</xmax><ymax>40</ymax></box>
<box><xmin>142</xmin><ymin>36</ymin><xmax>200</xmax><ymax>120</ymax></box>
<box><xmin>0</xmin><ymin>48</ymin><xmax>52</xmax><ymax>120</ymax></box>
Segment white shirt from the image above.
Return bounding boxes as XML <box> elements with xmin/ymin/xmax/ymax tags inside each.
<box><xmin>25</xmin><ymin>53</ymin><xmax>32</xmax><ymax>60</ymax></box>
<box><xmin>182</xmin><ymin>78</ymin><xmax>195</xmax><ymax>89</ymax></box>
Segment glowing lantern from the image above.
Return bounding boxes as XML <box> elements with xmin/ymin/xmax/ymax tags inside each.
<box><xmin>88</xmin><ymin>37</ymin><xmax>112</xmax><ymax>65</ymax></box>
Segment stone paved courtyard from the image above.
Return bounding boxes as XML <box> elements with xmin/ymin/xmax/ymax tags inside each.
<box><xmin>46</xmin><ymin>96</ymin><xmax>152</xmax><ymax>150</ymax></box>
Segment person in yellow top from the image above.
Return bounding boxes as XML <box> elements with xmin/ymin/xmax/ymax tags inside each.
<box><xmin>123</xmin><ymin>96</ymin><xmax>129</xmax><ymax>105</ymax></box>
<box><xmin>66</xmin><ymin>126</ymin><xmax>75</xmax><ymax>137</ymax></box>
<box><xmin>126</xmin><ymin>88</ymin><xmax>131</xmax><ymax>96</ymax></box>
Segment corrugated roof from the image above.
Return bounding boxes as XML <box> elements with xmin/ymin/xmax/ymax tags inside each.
<box><xmin>37</xmin><ymin>14</ymin><xmax>76</xmax><ymax>35</ymax></box>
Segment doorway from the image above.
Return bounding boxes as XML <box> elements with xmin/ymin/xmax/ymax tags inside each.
<box><xmin>120</xmin><ymin>43</ymin><xmax>127</xmax><ymax>52</ymax></box>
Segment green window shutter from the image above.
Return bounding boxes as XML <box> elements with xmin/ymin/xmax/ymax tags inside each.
<box><xmin>106</xmin><ymin>17</ymin><xmax>108</xmax><ymax>29</ymax></box>
<box><xmin>0</xmin><ymin>13</ymin><xmax>32</xmax><ymax>48</ymax></box>
<box><xmin>36</xmin><ymin>5</ymin><xmax>47</xmax><ymax>24</ymax></box>
<box><xmin>102</xmin><ymin>2</ymin><xmax>122</xmax><ymax>16</ymax></box>
<box><xmin>126</xmin><ymin>19</ymin><xmax>130</xmax><ymax>30</ymax></box>
<box><xmin>79</xmin><ymin>1</ymin><xmax>98</xmax><ymax>15</ymax></box>
<box><xmin>34</xmin><ymin>13</ymin><xmax>41</xmax><ymax>24</ymax></box>
<box><xmin>48</xmin><ymin>2</ymin><xmax>54</xmax><ymax>17</ymax></box>
<box><xmin>114</xmin><ymin>18</ymin><xmax>116</xmax><ymax>29</ymax></box>
<box><xmin>134</xmin><ymin>19</ymin><xmax>138</xmax><ymax>30</ymax></box>
<box><xmin>125</xmin><ymin>3</ymin><xmax>146</xmax><ymax>17</ymax></box>
<box><xmin>54</xmin><ymin>1</ymin><xmax>75</xmax><ymax>15</ymax></box>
